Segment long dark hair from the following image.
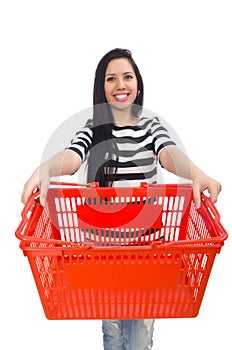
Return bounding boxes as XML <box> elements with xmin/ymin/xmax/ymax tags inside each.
<box><xmin>87</xmin><ymin>48</ymin><xmax>144</xmax><ymax>186</ymax></box>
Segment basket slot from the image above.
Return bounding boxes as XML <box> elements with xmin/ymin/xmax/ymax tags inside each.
<box><xmin>59</xmin><ymin>227</ymin><xmax>163</xmax><ymax>246</ymax></box>
<box><xmin>187</xmin><ymin>202</ymin><xmax>215</xmax><ymax>242</ymax></box>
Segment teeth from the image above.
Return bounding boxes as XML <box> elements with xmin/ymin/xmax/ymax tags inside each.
<box><xmin>115</xmin><ymin>94</ymin><xmax>127</xmax><ymax>98</ymax></box>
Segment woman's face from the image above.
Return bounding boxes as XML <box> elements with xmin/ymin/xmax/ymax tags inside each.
<box><xmin>104</xmin><ymin>58</ymin><xmax>138</xmax><ymax>113</ymax></box>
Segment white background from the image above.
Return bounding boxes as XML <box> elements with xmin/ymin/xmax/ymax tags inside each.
<box><xmin>1</xmin><ymin>1</ymin><xmax>231</xmax><ymax>349</ymax></box>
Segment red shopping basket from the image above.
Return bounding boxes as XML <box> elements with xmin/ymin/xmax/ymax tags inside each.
<box><xmin>15</xmin><ymin>182</ymin><xmax>228</xmax><ymax>320</ymax></box>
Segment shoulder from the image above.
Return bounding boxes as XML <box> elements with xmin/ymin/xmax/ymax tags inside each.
<box><xmin>80</xmin><ymin>118</ymin><xmax>94</xmax><ymax>135</ymax></box>
<box><xmin>140</xmin><ymin>111</ymin><xmax>161</xmax><ymax>121</ymax></box>
<box><xmin>72</xmin><ymin>118</ymin><xmax>93</xmax><ymax>139</ymax></box>
<box><xmin>138</xmin><ymin>115</ymin><xmax>161</xmax><ymax>128</ymax></box>
<box><xmin>84</xmin><ymin>118</ymin><xmax>94</xmax><ymax>129</ymax></box>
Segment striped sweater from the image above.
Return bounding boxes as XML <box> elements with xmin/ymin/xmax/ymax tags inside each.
<box><xmin>67</xmin><ymin>115</ymin><xmax>176</xmax><ymax>187</ymax></box>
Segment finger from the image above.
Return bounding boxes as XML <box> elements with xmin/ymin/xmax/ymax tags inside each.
<box><xmin>209</xmin><ymin>190</ymin><xmax>218</xmax><ymax>203</ymax></box>
<box><xmin>208</xmin><ymin>183</ymin><xmax>221</xmax><ymax>203</ymax></box>
<box><xmin>192</xmin><ymin>181</ymin><xmax>201</xmax><ymax>209</ymax></box>
<box><xmin>21</xmin><ymin>190</ymin><xmax>29</xmax><ymax>204</ymax></box>
<box><xmin>21</xmin><ymin>183</ymin><xmax>38</xmax><ymax>204</ymax></box>
<box><xmin>39</xmin><ymin>179</ymin><xmax>50</xmax><ymax>206</ymax></box>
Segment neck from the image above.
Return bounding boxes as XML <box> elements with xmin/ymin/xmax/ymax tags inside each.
<box><xmin>110</xmin><ymin>104</ymin><xmax>136</xmax><ymax>126</ymax></box>
<box><xmin>113</xmin><ymin>116</ymin><xmax>139</xmax><ymax>127</ymax></box>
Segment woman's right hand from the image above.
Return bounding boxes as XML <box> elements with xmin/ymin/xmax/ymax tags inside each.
<box><xmin>21</xmin><ymin>163</ymin><xmax>50</xmax><ymax>206</ymax></box>
<box><xmin>21</xmin><ymin>150</ymin><xmax>81</xmax><ymax>206</ymax></box>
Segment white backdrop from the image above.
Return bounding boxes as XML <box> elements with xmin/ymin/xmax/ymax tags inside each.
<box><xmin>1</xmin><ymin>1</ymin><xmax>231</xmax><ymax>349</ymax></box>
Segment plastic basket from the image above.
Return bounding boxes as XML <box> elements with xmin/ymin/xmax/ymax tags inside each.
<box><xmin>15</xmin><ymin>182</ymin><xmax>228</xmax><ymax>319</ymax></box>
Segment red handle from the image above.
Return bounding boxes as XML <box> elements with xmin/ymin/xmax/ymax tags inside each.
<box><xmin>159</xmin><ymin>193</ymin><xmax>228</xmax><ymax>248</ymax></box>
<box><xmin>201</xmin><ymin>193</ymin><xmax>221</xmax><ymax>221</ymax></box>
<box><xmin>15</xmin><ymin>190</ymin><xmax>40</xmax><ymax>241</ymax></box>
<box><xmin>16</xmin><ymin>181</ymin><xmax>99</xmax><ymax>237</ymax></box>
<box><xmin>49</xmin><ymin>181</ymin><xmax>99</xmax><ymax>188</ymax></box>
<box><xmin>21</xmin><ymin>190</ymin><xmax>40</xmax><ymax>218</ymax></box>
<box><xmin>15</xmin><ymin>181</ymin><xmax>99</xmax><ymax>247</ymax></box>
<box><xmin>200</xmin><ymin>193</ymin><xmax>228</xmax><ymax>241</ymax></box>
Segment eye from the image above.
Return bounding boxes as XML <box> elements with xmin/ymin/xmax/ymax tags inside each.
<box><xmin>124</xmin><ymin>74</ymin><xmax>133</xmax><ymax>80</ymax></box>
<box><xmin>106</xmin><ymin>76</ymin><xmax>115</xmax><ymax>82</ymax></box>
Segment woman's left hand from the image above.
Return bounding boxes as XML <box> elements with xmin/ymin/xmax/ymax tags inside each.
<box><xmin>192</xmin><ymin>172</ymin><xmax>222</xmax><ymax>208</ymax></box>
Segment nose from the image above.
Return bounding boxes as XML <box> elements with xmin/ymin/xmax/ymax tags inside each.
<box><xmin>116</xmin><ymin>77</ymin><xmax>126</xmax><ymax>90</ymax></box>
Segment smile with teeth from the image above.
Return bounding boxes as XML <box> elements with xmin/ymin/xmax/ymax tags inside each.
<box><xmin>113</xmin><ymin>93</ymin><xmax>129</xmax><ymax>102</ymax></box>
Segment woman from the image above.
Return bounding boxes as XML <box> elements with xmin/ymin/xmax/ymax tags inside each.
<box><xmin>21</xmin><ymin>48</ymin><xmax>221</xmax><ymax>349</ymax></box>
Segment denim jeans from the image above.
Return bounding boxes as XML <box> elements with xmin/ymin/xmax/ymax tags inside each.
<box><xmin>102</xmin><ymin>319</ymin><xmax>155</xmax><ymax>350</ymax></box>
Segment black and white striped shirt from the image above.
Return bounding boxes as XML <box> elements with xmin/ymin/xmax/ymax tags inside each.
<box><xmin>67</xmin><ymin>115</ymin><xmax>176</xmax><ymax>187</ymax></box>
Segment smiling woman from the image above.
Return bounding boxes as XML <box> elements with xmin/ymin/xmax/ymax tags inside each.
<box><xmin>85</xmin><ymin>49</ymin><xmax>146</xmax><ymax>187</ymax></box>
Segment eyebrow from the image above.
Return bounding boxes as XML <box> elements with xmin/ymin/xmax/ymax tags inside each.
<box><xmin>105</xmin><ymin>71</ymin><xmax>134</xmax><ymax>76</ymax></box>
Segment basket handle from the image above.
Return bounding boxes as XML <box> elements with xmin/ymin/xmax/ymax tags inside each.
<box><xmin>15</xmin><ymin>182</ymin><xmax>99</xmax><ymax>248</ymax></box>
<box><xmin>16</xmin><ymin>181</ymin><xmax>99</xmax><ymax>236</ymax></box>
<box><xmin>15</xmin><ymin>189</ymin><xmax>41</xmax><ymax>238</ymax></box>
<box><xmin>201</xmin><ymin>192</ymin><xmax>220</xmax><ymax>221</ymax></box>
<box><xmin>158</xmin><ymin>193</ymin><xmax>228</xmax><ymax>248</ymax></box>
<box><xmin>199</xmin><ymin>193</ymin><xmax>228</xmax><ymax>241</ymax></box>
<box><xmin>15</xmin><ymin>196</ymin><xmax>94</xmax><ymax>250</ymax></box>
<box><xmin>21</xmin><ymin>189</ymin><xmax>40</xmax><ymax>216</ymax></box>
<box><xmin>49</xmin><ymin>180</ymin><xmax>99</xmax><ymax>188</ymax></box>
<box><xmin>15</xmin><ymin>192</ymin><xmax>39</xmax><ymax>244</ymax></box>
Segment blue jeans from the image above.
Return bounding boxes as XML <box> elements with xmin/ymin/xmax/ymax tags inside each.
<box><xmin>102</xmin><ymin>319</ymin><xmax>155</xmax><ymax>350</ymax></box>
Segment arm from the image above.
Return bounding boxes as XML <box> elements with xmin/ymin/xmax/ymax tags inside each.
<box><xmin>159</xmin><ymin>146</ymin><xmax>222</xmax><ymax>207</ymax></box>
<box><xmin>21</xmin><ymin>149</ymin><xmax>81</xmax><ymax>206</ymax></box>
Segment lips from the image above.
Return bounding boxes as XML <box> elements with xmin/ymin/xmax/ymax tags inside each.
<box><xmin>113</xmin><ymin>93</ymin><xmax>129</xmax><ymax>102</ymax></box>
